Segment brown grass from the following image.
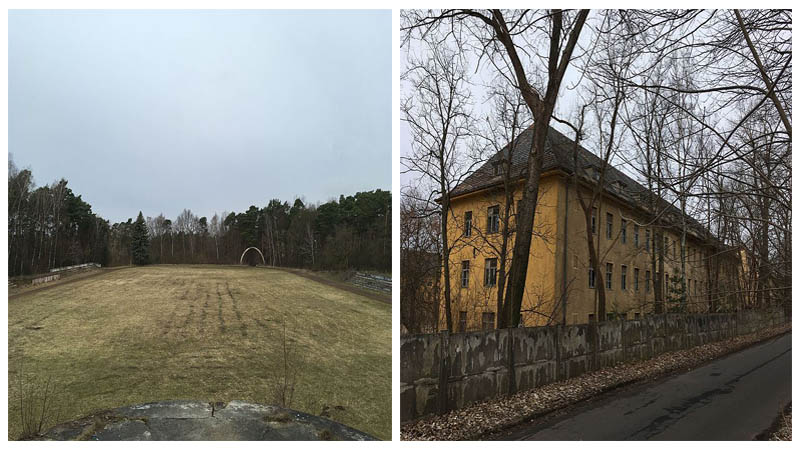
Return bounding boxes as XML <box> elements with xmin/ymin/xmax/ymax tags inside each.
<box><xmin>8</xmin><ymin>265</ymin><xmax>391</xmax><ymax>440</ymax></box>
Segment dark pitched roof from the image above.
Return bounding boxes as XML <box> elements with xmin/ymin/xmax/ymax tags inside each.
<box><xmin>450</xmin><ymin>124</ymin><xmax>715</xmax><ymax>244</ymax></box>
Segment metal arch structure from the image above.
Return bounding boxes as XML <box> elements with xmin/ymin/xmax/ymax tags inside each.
<box><xmin>239</xmin><ymin>247</ymin><xmax>266</xmax><ymax>266</ymax></box>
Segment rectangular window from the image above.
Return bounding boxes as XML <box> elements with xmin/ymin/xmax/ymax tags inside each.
<box><xmin>621</xmin><ymin>219</ymin><xmax>627</xmax><ymax>244</ymax></box>
<box><xmin>591</xmin><ymin>207</ymin><xmax>597</xmax><ymax>234</ymax></box>
<box><xmin>634</xmin><ymin>224</ymin><xmax>640</xmax><ymax>248</ymax></box>
<box><xmin>460</xmin><ymin>261</ymin><xmax>470</xmax><ymax>288</ymax></box>
<box><xmin>634</xmin><ymin>312</ymin><xmax>641</xmax><ymax>320</ymax></box>
<box><xmin>646</xmin><ymin>229</ymin><xmax>651</xmax><ymax>252</ymax></box>
<box><xmin>589</xmin><ymin>266</ymin><xmax>596</xmax><ymax>288</ymax></box>
<box><xmin>621</xmin><ymin>265</ymin><xmax>627</xmax><ymax>290</ymax></box>
<box><xmin>464</xmin><ymin>211</ymin><xmax>472</xmax><ymax>237</ymax></box>
<box><xmin>606</xmin><ymin>213</ymin><xmax>613</xmax><ymax>239</ymax></box>
<box><xmin>606</xmin><ymin>263</ymin><xmax>613</xmax><ymax>290</ymax></box>
<box><xmin>665</xmin><ymin>273</ymin><xmax>670</xmax><ymax>292</ymax></box>
<box><xmin>588</xmin><ymin>313</ymin><xmax>596</xmax><ymax>323</ymax></box>
<box><xmin>484</xmin><ymin>258</ymin><xmax>498</xmax><ymax>287</ymax></box>
<box><xmin>645</xmin><ymin>270</ymin><xmax>651</xmax><ymax>293</ymax></box>
<box><xmin>634</xmin><ymin>268</ymin><xmax>640</xmax><ymax>292</ymax></box>
<box><xmin>487</xmin><ymin>205</ymin><xmax>500</xmax><ymax>233</ymax></box>
<box><xmin>607</xmin><ymin>313</ymin><xmax>615</xmax><ymax>321</ymax></box>
<box><xmin>481</xmin><ymin>312</ymin><xmax>495</xmax><ymax>330</ymax></box>
<box><xmin>673</xmin><ymin>240</ymin><xmax>677</xmax><ymax>259</ymax></box>
<box><xmin>458</xmin><ymin>311</ymin><xmax>467</xmax><ymax>333</ymax></box>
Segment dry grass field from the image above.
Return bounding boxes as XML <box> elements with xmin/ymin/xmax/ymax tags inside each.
<box><xmin>8</xmin><ymin>265</ymin><xmax>391</xmax><ymax>440</ymax></box>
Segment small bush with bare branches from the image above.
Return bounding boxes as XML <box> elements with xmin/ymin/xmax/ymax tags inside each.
<box><xmin>266</xmin><ymin>320</ymin><xmax>304</xmax><ymax>408</ymax></box>
<box><xmin>13</xmin><ymin>367</ymin><xmax>63</xmax><ymax>440</ymax></box>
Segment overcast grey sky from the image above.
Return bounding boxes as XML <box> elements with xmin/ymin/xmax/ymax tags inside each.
<box><xmin>9</xmin><ymin>10</ymin><xmax>391</xmax><ymax>223</ymax></box>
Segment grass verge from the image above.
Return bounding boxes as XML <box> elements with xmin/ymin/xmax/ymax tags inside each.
<box><xmin>9</xmin><ymin>265</ymin><xmax>390</xmax><ymax>440</ymax></box>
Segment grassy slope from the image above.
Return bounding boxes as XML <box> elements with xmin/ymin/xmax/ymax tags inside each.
<box><xmin>8</xmin><ymin>265</ymin><xmax>391</xmax><ymax>440</ymax></box>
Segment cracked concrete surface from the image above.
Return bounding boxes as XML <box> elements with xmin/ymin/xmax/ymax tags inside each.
<box><xmin>40</xmin><ymin>400</ymin><xmax>376</xmax><ymax>441</ymax></box>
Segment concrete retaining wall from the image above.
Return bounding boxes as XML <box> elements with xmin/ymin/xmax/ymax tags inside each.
<box><xmin>50</xmin><ymin>262</ymin><xmax>101</xmax><ymax>273</ymax></box>
<box><xmin>401</xmin><ymin>309</ymin><xmax>787</xmax><ymax>422</ymax></box>
<box><xmin>32</xmin><ymin>274</ymin><xmax>60</xmax><ymax>285</ymax></box>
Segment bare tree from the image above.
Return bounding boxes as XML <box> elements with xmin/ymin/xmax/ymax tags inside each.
<box><xmin>401</xmin><ymin>30</ymin><xmax>476</xmax><ymax>332</ymax></box>
<box><xmin>403</xmin><ymin>8</ymin><xmax>590</xmax><ymax>328</ymax></box>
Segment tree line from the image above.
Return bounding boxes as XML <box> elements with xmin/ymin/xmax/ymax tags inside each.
<box><xmin>9</xmin><ymin>158</ymin><xmax>390</xmax><ymax>276</ymax></box>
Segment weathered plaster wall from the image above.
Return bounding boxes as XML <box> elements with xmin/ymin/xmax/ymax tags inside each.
<box><xmin>401</xmin><ymin>309</ymin><xmax>787</xmax><ymax>422</ymax></box>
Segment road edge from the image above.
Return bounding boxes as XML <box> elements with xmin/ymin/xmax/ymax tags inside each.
<box><xmin>401</xmin><ymin>324</ymin><xmax>791</xmax><ymax>441</ymax></box>
<box><xmin>487</xmin><ymin>329</ymin><xmax>792</xmax><ymax>440</ymax></box>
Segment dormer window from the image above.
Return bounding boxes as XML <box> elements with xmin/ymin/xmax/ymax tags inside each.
<box><xmin>492</xmin><ymin>159</ymin><xmax>507</xmax><ymax>176</ymax></box>
<box><xmin>614</xmin><ymin>180</ymin><xmax>627</xmax><ymax>190</ymax></box>
<box><xmin>583</xmin><ymin>164</ymin><xmax>600</xmax><ymax>181</ymax></box>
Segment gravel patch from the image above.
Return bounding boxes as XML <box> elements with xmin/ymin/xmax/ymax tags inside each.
<box><xmin>401</xmin><ymin>323</ymin><xmax>791</xmax><ymax>441</ymax></box>
<box><xmin>769</xmin><ymin>405</ymin><xmax>792</xmax><ymax>441</ymax></box>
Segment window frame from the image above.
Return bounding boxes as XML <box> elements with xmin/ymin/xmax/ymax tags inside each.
<box><xmin>621</xmin><ymin>219</ymin><xmax>627</xmax><ymax>244</ymax></box>
<box><xmin>460</xmin><ymin>261</ymin><xmax>470</xmax><ymax>288</ymax></box>
<box><xmin>464</xmin><ymin>211</ymin><xmax>472</xmax><ymax>237</ymax></box>
<box><xmin>481</xmin><ymin>312</ymin><xmax>496</xmax><ymax>330</ymax></box>
<box><xmin>487</xmin><ymin>205</ymin><xmax>500</xmax><ymax>234</ymax></box>
<box><xmin>621</xmin><ymin>265</ymin><xmax>627</xmax><ymax>290</ymax></box>
<box><xmin>484</xmin><ymin>257</ymin><xmax>498</xmax><ymax>287</ymax></box>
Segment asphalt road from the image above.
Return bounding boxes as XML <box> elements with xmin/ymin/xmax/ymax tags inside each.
<box><xmin>507</xmin><ymin>332</ymin><xmax>791</xmax><ymax>441</ymax></box>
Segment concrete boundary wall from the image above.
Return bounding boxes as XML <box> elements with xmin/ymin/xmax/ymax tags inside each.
<box><xmin>50</xmin><ymin>262</ymin><xmax>101</xmax><ymax>273</ymax></box>
<box><xmin>401</xmin><ymin>309</ymin><xmax>787</xmax><ymax>422</ymax></box>
<box><xmin>32</xmin><ymin>274</ymin><xmax>60</xmax><ymax>285</ymax></box>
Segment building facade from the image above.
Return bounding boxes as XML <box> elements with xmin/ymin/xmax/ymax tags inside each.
<box><xmin>443</xmin><ymin>125</ymin><xmax>741</xmax><ymax>331</ymax></box>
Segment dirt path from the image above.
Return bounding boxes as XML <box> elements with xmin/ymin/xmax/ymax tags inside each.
<box><xmin>277</xmin><ymin>268</ymin><xmax>391</xmax><ymax>305</ymax></box>
<box><xmin>8</xmin><ymin>267</ymin><xmax>129</xmax><ymax>300</ymax></box>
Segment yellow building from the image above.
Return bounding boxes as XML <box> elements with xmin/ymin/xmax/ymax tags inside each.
<box><xmin>443</xmin><ymin>125</ymin><xmax>739</xmax><ymax>331</ymax></box>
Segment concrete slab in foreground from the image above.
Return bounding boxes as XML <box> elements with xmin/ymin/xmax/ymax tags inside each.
<box><xmin>40</xmin><ymin>400</ymin><xmax>376</xmax><ymax>441</ymax></box>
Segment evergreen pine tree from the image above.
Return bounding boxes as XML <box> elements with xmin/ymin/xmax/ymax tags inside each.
<box><xmin>667</xmin><ymin>268</ymin><xmax>686</xmax><ymax>313</ymax></box>
<box><xmin>131</xmin><ymin>211</ymin><xmax>150</xmax><ymax>265</ymax></box>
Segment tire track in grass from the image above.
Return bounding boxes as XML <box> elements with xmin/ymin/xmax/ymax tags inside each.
<box><xmin>225</xmin><ymin>281</ymin><xmax>247</xmax><ymax>337</ymax></box>
<box><xmin>162</xmin><ymin>286</ymin><xmax>189</xmax><ymax>337</ymax></box>
<box><xmin>216</xmin><ymin>284</ymin><xmax>227</xmax><ymax>333</ymax></box>
<box><xmin>180</xmin><ymin>281</ymin><xmax>201</xmax><ymax>336</ymax></box>
<box><xmin>200</xmin><ymin>292</ymin><xmax>210</xmax><ymax>333</ymax></box>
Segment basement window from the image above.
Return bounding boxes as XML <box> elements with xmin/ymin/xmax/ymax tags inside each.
<box><xmin>481</xmin><ymin>312</ymin><xmax>496</xmax><ymax>330</ymax></box>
